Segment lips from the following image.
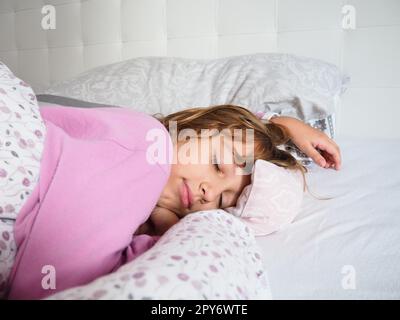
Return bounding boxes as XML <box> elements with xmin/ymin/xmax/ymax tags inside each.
<box><xmin>180</xmin><ymin>179</ymin><xmax>193</xmax><ymax>209</ymax></box>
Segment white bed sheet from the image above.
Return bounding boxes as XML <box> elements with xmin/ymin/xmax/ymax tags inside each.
<box><xmin>256</xmin><ymin>136</ymin><xmax>400</xmax><ymax>299</ymax></box>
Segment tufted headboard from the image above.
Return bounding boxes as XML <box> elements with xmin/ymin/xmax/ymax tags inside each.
<box><xmin>0</xmin><ymin>0</ymin><xmax>277</xmax><ymax>93</ymax></box>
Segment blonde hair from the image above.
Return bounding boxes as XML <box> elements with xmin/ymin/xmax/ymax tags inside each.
<box><xmin>153</xmin><ymin>104</ymin><xmax>330</xmax><ymax>200</ymax></box>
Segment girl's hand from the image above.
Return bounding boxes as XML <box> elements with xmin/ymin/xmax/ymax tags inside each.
<box><xmin>270</xmin><ymin>116</ymin><xmax>342</xmax><ymax>170</ymax></box>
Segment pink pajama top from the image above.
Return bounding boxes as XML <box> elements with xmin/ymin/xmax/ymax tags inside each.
<box><xmin>7</xmin><ymin>105</ymin><xmax>172</xmax><ymax>299</ymax></box>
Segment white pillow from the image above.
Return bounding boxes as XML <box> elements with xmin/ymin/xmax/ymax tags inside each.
<box><xmin>45</xmin><ymin>53</ymin><xmax>349</xmax><ymax>125</ymax></box>
<box><xmin>226</xmin><ymin>159</ymin><xmax>304</xmax><ymax>237</ymax></box>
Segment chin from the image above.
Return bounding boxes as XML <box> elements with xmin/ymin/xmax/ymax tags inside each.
<box><xmin>176</xmin><ymin>208</ymin><xmax>189</xmax><ymax>219</ymax></box>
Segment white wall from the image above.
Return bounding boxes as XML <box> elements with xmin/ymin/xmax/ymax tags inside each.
<box><xmin>277</xmin><ymin>0</ymin><xmax>400</xmax><ymax>139</ymax></box>
<box><xmin>0</xmin><ymin>0</ymin><xmax>399</xmax><ymax>138</ymax></box>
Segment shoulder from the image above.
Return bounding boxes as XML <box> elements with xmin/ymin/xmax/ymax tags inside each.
<box><xmin>40</xmin><ymin>105</ymin><xmax>173</xmax><ymax>176</ymax></box>
<box><xmin>40</xmin><ymin>105</ymin><xmax>170</xmax><ymax>147</ymax></box>
<box><xmin>40</xmin><ymin>105</ymin><xmax>166</xmax><ymax>134</ymax></box>
<box><xmin>100</xmin><ymin>108</ymin><xmax>173</xmax><ymax>177</ymax></box>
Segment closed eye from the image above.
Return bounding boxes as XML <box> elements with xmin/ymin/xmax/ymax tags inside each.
<box><xmin>213</xmin><ymin>154</ymin><xmax>221</xmax><ymax>172</ymax></box>
<box><xmin>213</xmin><ymin>154</ymin><xmax>223</xmax><ymax>208</ymax></box>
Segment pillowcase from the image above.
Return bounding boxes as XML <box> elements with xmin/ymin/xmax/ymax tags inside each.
<box><xmin>46</xmin><ymin>210</ymin><xmax>271</xmax><ymax>300</ymax></box>
<box><xmin>225</xmin><ymin>159</ymin><xmax>304</xmax><ymax>236</ymax></box>
<box><xmin>44</xmin><ymin>53</ymin><xmax>349</xmax><ymax>126</ymax></box>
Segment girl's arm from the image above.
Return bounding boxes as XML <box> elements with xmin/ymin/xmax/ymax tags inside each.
<box><xmin>270</xmin><ymin>116</ymin><xmax>342</xmax><ymax>170</ymax></box>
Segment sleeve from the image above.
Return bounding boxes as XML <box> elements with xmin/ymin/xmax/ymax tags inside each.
<box><xmin>263</xmin><ymin>111</ymin><xmax>280</xmax><ymax>123</ymax></box>
<box><xmin>254</xmin><ymin>111</ymin><xmax>280</xmax><ymax>123</ymax></box>
<box><xmin>121</xmin><ymin>235</ymin><xmax>161</xmax><ymax>265</ymax></box>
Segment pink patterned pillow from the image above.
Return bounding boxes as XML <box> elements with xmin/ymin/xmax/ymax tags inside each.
<box><xmin>225</xmin><ymin>159</ymin><xmax>304</xmax><ymax>236</ymax></box>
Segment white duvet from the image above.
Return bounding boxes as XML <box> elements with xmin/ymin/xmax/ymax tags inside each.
<box><xmin>257</xmin><ymin>136</ymin><xmax>400</xmax><ymax>299</ymax></box>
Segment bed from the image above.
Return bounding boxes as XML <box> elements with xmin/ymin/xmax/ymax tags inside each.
<box><xmin>257</xmin><ymin>136</ymin><xmax>400</xmax><ymax>299</ymax></box>
<box><xmin>35</xmin><ymin>54</ymin><xmax>399</xmax><ymax>300</ymax></box>
<box><xmin>3</xmin><ymin>52</ymin><xmax>398</xmax><ymax>300</ymax></box>
<box><xmin>42</xmin><ymin>133</ymin><xmax>400</xmax><ymax>300</ymax></box>
<box><xmin>1</xmin><ymin>0</ymin><xmax>399</xmax><ymax>301</ymax></box>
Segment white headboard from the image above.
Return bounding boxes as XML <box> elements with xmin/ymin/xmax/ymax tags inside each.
<box><xmin>1</xmin><ymin>0</ymin><xmax>399</xmax><ymax>138</ymax></box>
<box><xmin>0</xmin><ymin>0</ymin><xmax>277</xmax><ymax>93</ymax></box>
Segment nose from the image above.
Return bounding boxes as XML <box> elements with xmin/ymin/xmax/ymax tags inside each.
<box><xmin>200</xmin><ymin>181</ymin><xmax>223</xmax><ymax>204</ymax></box>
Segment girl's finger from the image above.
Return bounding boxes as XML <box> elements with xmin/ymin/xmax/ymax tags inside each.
<box><xmin>304</xmin><ymin>143</ymin><xmax>327</xmax><ymax>167</ymax></box>
<box><xmin>314</xmin><ymin>141</ymin><xmax>341</xmax><ymax>170</ymax></box>
<box><xmin>320</xmin><ymin>150</ymin><xmax>336</xmax><ymax>169</ymax></box>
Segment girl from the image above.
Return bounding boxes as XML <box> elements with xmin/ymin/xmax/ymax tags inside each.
<box><xmin>0</xmin><ymin>63</ymin><xmax>340</xmax><ymax>299</ymax></box>
<box><xmin>136</xmin><ymin>105</ymin><xmax>341</xmax><ymax>236</ymax></box>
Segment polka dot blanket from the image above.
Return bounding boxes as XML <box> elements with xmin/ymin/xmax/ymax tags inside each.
<box><xmin>47</xmin><ymin>210</ymin><xmax>271</xmax><ymax>300</ymax></box>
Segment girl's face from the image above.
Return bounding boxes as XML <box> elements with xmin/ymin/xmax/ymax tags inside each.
<box><xmin>156</xmin><ymin>133</ymin><xmax>253</xmax><ymax>218</ymax></box>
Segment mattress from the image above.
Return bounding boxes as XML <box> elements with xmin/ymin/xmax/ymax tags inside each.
<box><xmin>257</xmin><ymin>136</ymin><xmax>400</xmax><ymax>299</ymax></box>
